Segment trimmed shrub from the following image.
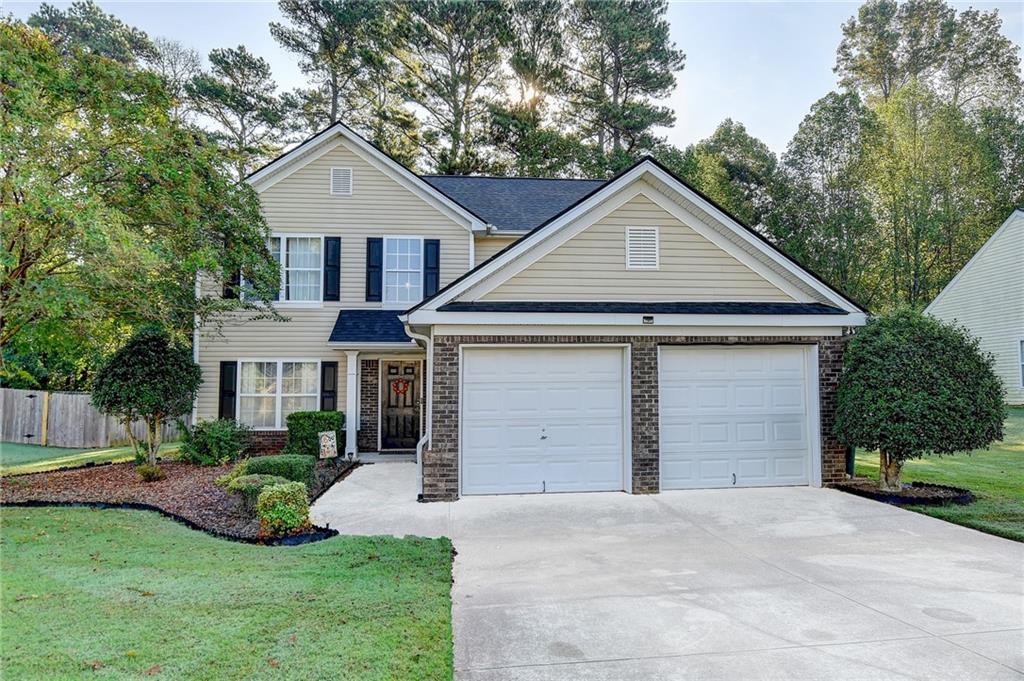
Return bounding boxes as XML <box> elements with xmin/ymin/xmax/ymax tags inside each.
<box><xmin>215</xmin><ymin>460</ymin><xmax>248</xmax><ymax>489</ymax></box>
<box><xmin>238</xmin><ymin>454</ymin><xmax>316</xmax><ymax>488</ymax></box>
<box><xmin>256</xmin><ymin>482</ymin><xmax>311</xmax><ymax>537</ymax></box>
<box><xmin>136</xmin><ymin>463</ymin><xmax>166</xmax><ymax>482</ymax></box>
<box><xmin>283</xmin><ymin>411</ymin><xmax>344</xmax><ymax>457</ymax></box>
<box><xmin>226</xmin><ymin>473</ymin><xmax>290</xmax><ymax>514</ymax></box>
<box><xmin>835</xmin><ymin>309</ymin><xmax>1006</xmax><ymax>491</ymax></box>
<box><xmin>179</xmin><ymin>419</ymin><xmax>251</xmax><ymax>466</ymax></box>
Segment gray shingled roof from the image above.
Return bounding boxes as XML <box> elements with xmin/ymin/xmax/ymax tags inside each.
<box><xmin>329</xmin><ymin>310</ymin><xmax>412</xmax><ymax>344</ymax></box>
<box><xmin>422</xmin><ymin>175</ymin><xmax>605</xmax><ymax>232</ymax></box>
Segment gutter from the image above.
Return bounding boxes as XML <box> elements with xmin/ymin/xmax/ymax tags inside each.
<box><xmin>403</xmin><ymin>323</ymin><xmax>432</xmax><ymax>499</ymax></box>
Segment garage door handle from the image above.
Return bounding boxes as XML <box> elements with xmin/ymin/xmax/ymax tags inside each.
<box><xmin>540</xmin><ymin>434</ymin><xmax>548</xmax><ymax>440</ymax></box>
<box><xmin>732</xmin><ymin>473</ymin><xmax>736</xmax><ymax>485</ymax></box>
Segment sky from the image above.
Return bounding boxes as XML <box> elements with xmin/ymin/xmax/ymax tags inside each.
<box><xmin>7</xmin><ymin>0</ymin><xmax>1023</xmax><ymax>155</ymax></box>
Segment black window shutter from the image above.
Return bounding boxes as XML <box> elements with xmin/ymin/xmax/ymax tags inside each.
<box><xmin>424</xmin><ymin>239</ymin><xmax>440</xmax><ymax>297</ymax></box>
<box><xmin>222</xmin><ymin>270</ymin><xmax>241</xmax><ymax>299</ymax></box>
<box><xmin>218</xmin><ymin>361</ymin><xmax>238</xmax><ymax>419</ymax></box>
<box><xmin>365</xmin><ymin>237</ymin><xmax>382</xmax><ymax>302</ymax></box>
<box><xmin>320</xmin><ymin>361</ymin><xmax>338</xmax><ymax>411</ymax></box>
<box><xmin>324</xmin><ymin>237</ymin><xmax>341</xmax><ymax>301</ymax></box>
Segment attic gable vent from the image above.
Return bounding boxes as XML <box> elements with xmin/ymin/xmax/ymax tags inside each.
<box><xmin>626</xmin><ymin>227</ymin><xmax>659</xmax><ymax>269</ymax></box>
<box><xmin>330</xmin><ymin>167</ymin><xmax>353</xmax><ymax>195</ymax></box>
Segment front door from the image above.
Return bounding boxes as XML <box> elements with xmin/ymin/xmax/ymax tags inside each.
<box><xmin>381</xmin><ymin>360</ymin><xmax>421</xmax><ymax>450</ymax></box>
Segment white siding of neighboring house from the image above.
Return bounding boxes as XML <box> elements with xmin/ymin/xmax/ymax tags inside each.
<box><xmin>479</xmin><ymin>192</ymin><xmax>796</xmax><ymax>302</ymax></box>
<box><xmin>925</xmin><ymin>210</ymin><xmax>1024</xmax><ymax>404</ymax></box>
<box><xmin>473</xmin><ymin>234</ymin><xmax>521</xmax><ymax>266</ymax></box>
<box><xmin>194</xmin><ymin>138</ymin><xmax>470</xmax><ymax>422</ymax></box>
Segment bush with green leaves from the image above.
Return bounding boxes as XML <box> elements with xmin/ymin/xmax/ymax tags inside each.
<box><xmin>834</xmin><ymin>310</ymin><xmax>1006</xmax><ymax>491</ymax></box>
<box><xmin>218</xmin><ymin>454</ymin><xmax>316</xmax><ymax>490</ymax></box>
<box><xmin>282</xmin><ymin>411</ymin><xmax>344</xmax><ymax>456</ymax></box>
<box><xmin>91</xmin><ymin>327</ymin><xmax>202</xmax><ymax>476</ymax></box>
<box><xmin>226</xmin><ymin>473</ymin><xmax>290</xmax><ymax>514</ymax></box>
<box><xmin>179</xmin><ymin>419</ymin><xmax>251</xmax><ymax>466</ymax></box>
<box><xmin>136</xmin><ymin>463</ymin><xmax>166</xmax><ymax>482</ymax></box>
<box><xmin>256</xmin><ymin>482</ymin><xmax>311</xmax><ymax>537</ymax></box>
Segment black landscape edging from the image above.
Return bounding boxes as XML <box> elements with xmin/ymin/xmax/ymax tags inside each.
<box><xmin>0</xmin><ymin>499</ymin><xmax>339</xmax><ymax>546</ymax></box>
<box><xmin>835</xmin><ymin>481</ymin><xmax>974</xmax><ymax>506</ymax></box>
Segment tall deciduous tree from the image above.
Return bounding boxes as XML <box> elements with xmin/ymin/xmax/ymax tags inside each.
<box><xmin>187</xmin><ymin>45</ymin><xmax>290</xmax><ymax>179</ymax></box>
<box><xmin>148</xmin><ymin>37</ymin><xmax>202</xmax><ymax>122</ymax></box>
<box><xmin>27</xmin><ymin>0</ymin><xmax>155</xmax><ymax>64</ymax></box>
<box><xmin>400</xmin><ymin>0</ymin><xmax>511</xmax><ymax>174</ymax></box>
<box><xmin>566</xmin><ymin>0</ymin><xmax>685</xmax><ymax>173</ymax></box>
<box><xmin>775</xmin><ymin>92</ymin><xmax>882</xmax><ymax>307</ymax></box>
<box><xmin>1</xmin><ymin>21</ymin><xmax>280</xmax><ymax>364</ymax></box>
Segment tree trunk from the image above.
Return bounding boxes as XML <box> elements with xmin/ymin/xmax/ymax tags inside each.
<box><xmin>146</xmin><ymin>417</ymin><xmax>161</xmax><ymax>467</ymax></box>
<box><xmin>879</xmin><ymin>451</ymin><xmax>903</xmax><ymax>492</ymax></box>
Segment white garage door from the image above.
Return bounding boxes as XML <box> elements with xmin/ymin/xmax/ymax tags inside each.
<box><xmin>660</xmin><ymin>345</ymin><xmax>814</xmax><ymax>490</ymax></box>
<box><xmin>461</xmin><ymin>347</ymin><xmax>625</xmax><ymax>495</ymax></box>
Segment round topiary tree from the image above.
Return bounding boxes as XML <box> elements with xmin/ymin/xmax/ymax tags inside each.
<box><xmin>92</xmin><ymin>327</ymin><xmax>202</xmax><ymax>476</ymax></box>
<box><xmin>834</xmin><ymin>309</ymin><xmax>1006</xmax><ymax>491</ymax></box>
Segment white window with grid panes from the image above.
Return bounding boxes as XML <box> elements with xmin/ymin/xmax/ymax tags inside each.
<box><xmin>244</xmin><ymin>235</ymin><xmax>322</xmax><ymax>304</ymax></box>
<box><xmin>238</xmin><ymin>360</ymin><xmax>319</xmax><ymax>429</ymax></box>
<box><xmin>383</xmin><ymin>236</ymin><xmax>423</xmax><ymax>306</ymax></box>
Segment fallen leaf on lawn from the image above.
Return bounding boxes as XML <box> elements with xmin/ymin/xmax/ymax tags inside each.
<box><xmin>288</xmin><ymin>634</ymin><xmax>297</xmax><ymax>644</ymax></box>
<box><xmin>126</xmin><ymin>650</ymin><xmax>137</xmax><ymax>657</ymax></box>
<box><xmin>268</xmin><ymin>658</ymin><xmax>280</xmax><ymax>669</ymax></box>
<box><xmin>144</xmin><ymin>664</ymin><xmax>162</xmax><ymax>675</ymax></box>
<box><xmin>83</xmin><ymin>660</ymin><xmax>103</xmax><ymax>670</ymax></box>
<box><xmin>14</xmin><ymin>594</ymin><xmax>38</xmax><ymax>602</ymax></box>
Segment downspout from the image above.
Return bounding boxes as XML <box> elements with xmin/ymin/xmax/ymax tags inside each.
<box><xmin>404</xmin><ymin>323</ymin><xmax>432</xmax><ymax>499</ymax></box>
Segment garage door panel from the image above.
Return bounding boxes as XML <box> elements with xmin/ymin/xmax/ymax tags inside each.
<box><xmin>661</xmin><ymin>346</ymin><xmax>812</xmax><ymax>490</ymax></box>
<box><xmin>462</xmin><ymin>347</ymin><xmax>625</xmax><ymax>495</ymax></box>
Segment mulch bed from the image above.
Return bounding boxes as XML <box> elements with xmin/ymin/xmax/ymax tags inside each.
<box><xmin>836</xmin><ymin>479</ymin><xmax>974</xmax><ymax>506</ymax></box>
<box><xmin>0</xmin><ymin>457</ymin><xmax>358</xmax><ymax>544</ymax></box>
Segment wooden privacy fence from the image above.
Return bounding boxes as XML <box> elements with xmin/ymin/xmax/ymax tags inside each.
<box><xmin>0</xmin><ymin>388</ymin><xmax>188</xmax><ymax>449</ymax></box>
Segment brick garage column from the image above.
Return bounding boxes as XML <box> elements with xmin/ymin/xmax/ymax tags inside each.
<box><xmin>421</xmin><ymin>336</ymin><xmax>459</xmax><ymax>501</ymax></box>
<box><xmin>817</xmin><ymin>337</ymin><xmax>848</xmax><ymax>484</ymax></box>
<box><xmin>631</xmin><ymin>339</ymin><xmax>659</xmax><ymax>493</ymax></box>
<box><xmin>357</xmin><ymin>359</ymin><xmax>379</xmax><ymax>452</ymax></box>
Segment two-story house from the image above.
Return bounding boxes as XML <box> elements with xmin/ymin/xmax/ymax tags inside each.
<box><xmin>195</xmin><ymin>122</ymin><xmax>867</xmax><ymax>501</ymax></box>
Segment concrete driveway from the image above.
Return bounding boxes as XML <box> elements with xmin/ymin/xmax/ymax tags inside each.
<box><xmin>313</xmin><ymin>463</ymin><xmax>1024</xmax><ymax>680</ymax></box>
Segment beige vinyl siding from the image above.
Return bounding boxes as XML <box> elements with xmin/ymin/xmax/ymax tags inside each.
<box><xmin>926</xmin><ymin>211</ymin><xmax>1024</xmax><ymax>404</ymax></box>
<box><xmin>195</xmin><ymin>139</ymin><xmax>464</xmax><ymax>421</ymax></box>
<box><xmin>474</xmin><ymin>234</ymin><xmax>521</xmax><ymax>265</ymax></box>
<box><xmin>480</xmin><ymin>194</ymin><xmax>794</xmax><ymax>302</ymax></box>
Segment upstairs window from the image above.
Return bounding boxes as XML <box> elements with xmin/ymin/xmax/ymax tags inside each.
<box><xmin>384</xmin><ymin>237</ymin><xmax>423</xmax><ymax>305</ymax></box>
<box><xmin>626</xmin><ymin>227</ymin><xmax>659</xmax><ymax>269</ymax></box>
<box><xmin>330</xmin><ymin>167</ymin><xmax>353</xmax><ymax>195</ymax></box>
<box><xmin>242</xmin><ymin>235</ymin><xmax>322</xmax><ymax>303</ymax></box>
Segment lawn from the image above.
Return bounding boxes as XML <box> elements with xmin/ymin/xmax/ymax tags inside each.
<box><xmin>0</xmin><ymin>442</ymin><xmax>179</xmax><ymax>476</ymax></box>
<box><xmin>855</xmin><ymin>406</ymin><xmax>1024</xmax><ymax>542</ymax></box>
<box><xmin>1</xmin><ymin>507</ymin><xmax>454</xmax><ymax>680</ymax></box>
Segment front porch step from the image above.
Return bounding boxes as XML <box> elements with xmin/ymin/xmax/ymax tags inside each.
<box><xmin>357</xmin><ymin>452</ymin><xmax>416</xmax><ymax>463</ymax></box>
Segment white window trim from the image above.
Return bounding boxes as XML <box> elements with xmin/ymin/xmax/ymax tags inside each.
<box><xmin>236</xmin><ymin>359</ymin><xmax>322</xmax><ymax>430</ymax></box>
<box><xmin>382</xmin><ymin>235</ymin><xmax>425</xmax><ymax>310</ymax></box>
<box><xmin>1019</xmin><ymin>337</ymin><xmax>1023</xmax><ymax>388</ymax></box>
<box><xmin>626</xmin><ymin>226</ymin><xmax>659</xmax><ymax>270</ymax></box>
<box><xmin>275</xmin><ymin>234</ymin><xmax>325</xmax><ymax>307</ymax></box>
<box><xmin>330</xmin><ymin>167</ymin><xmax>353</xmax><ymax>196</ymax></box>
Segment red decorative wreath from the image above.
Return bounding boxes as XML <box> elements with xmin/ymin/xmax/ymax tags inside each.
<box><xmin>392</xmin><ymin>378</ymin><xmax>411</xmax><ymax>396</ymax></box>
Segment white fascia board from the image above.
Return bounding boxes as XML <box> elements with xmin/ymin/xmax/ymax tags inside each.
<box><xmin>247</xmin><ymin>124</ymin><xmax>482</xmax><ymax>232</ymax></box>
<box><xmin>326</xmin><ymin>341</ymin><xmax>418</xmax><ymax>351</ymax></box>
<box><xmin>405</xmin><ymin>310</ymin><xmax>867</xmax><ymax>327</ymax></box>
<box><xmin>433</xmin><ymin>324</ymin><xmax>849</xmax><ymax>337</ymax></box>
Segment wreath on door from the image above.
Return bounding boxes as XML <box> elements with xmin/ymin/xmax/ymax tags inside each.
<box><xmin>392</xmin><ymin>378</ymin><xmax>411</xmax><ymax>396</ymax></box>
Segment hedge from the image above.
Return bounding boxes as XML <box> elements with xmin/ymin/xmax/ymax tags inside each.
<box><xmin>283</xmin><ymin>411</ymin><xmax>344</xmax><ymax>457</ymax></box>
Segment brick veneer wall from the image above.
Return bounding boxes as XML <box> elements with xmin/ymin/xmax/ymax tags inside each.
<box><xmin>421</xmin><ymin>334</ymin><xmax>848</xmax><ymax>502</ymax></box>
<box><xmin>249</xmin><ymin>430</ymin><xmax>288</xmax><ymax>455</ymax></box>
<box><xmin>357</xmin><ymin>359</ymin><xmax>379</xmax><ymax>452</ymax></box>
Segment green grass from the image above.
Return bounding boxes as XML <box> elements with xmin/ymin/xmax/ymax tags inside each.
<box><xmin>855</xmin><ymin>406</ymin><xmax>1024</xmax><ymax>542</ymax></box>
<box><xmin>0</xmin><ymin>442</ymin><xmax>180</xmax><ymax>476</ymax></box>
<box><xmin>1</xmin><ymin>507</ymin><xmax>453</xmax><ymax>680</ymax></box>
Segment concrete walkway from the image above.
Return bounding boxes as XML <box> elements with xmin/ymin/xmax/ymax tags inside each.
<box><xmin>312</xmin><ymin>463</ymin><xmax>1024</xmax><ymax>680</ymax></box>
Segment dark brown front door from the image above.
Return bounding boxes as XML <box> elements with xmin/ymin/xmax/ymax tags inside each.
<box><xmin>381</xmin><ymin>360</ymin><xmax>421</xmax><ymax>450</ymax></box>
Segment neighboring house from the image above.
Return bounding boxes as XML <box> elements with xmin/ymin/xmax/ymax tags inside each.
<box><xmin>925</xmin><ymin>209</ymin><xmax>1024</xmax><ymax>405</ymax></box>
<box><xmin>196</xmin><ymin>122</ymin><xmax>867</xmax><ymax>501</ymax></box>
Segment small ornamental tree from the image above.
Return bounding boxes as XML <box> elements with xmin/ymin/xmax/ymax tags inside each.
<box><xmin>834</xmin><ymin>310</ymin><xmax>1006</xmax><ymax>491</ymax></box>
<box><xmin>92</xmin><ymin>327</ymin><xmax>202</xmax><ymax>473</ymax></box>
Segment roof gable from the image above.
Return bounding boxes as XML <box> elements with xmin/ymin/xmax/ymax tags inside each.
<box><xmin>246</xmin><ymin>123</ymin><xmax>484</xmax><ymax>231</ymax></box>
<box><xmin>925</xmin><ymin>209</ymin><xmax>1024</xmax><ymax>314</ymax></box>
<box><xmin>406</xmin><ymin>158</ymin><xmax>866</xmax><ymax>316</ymax></box>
